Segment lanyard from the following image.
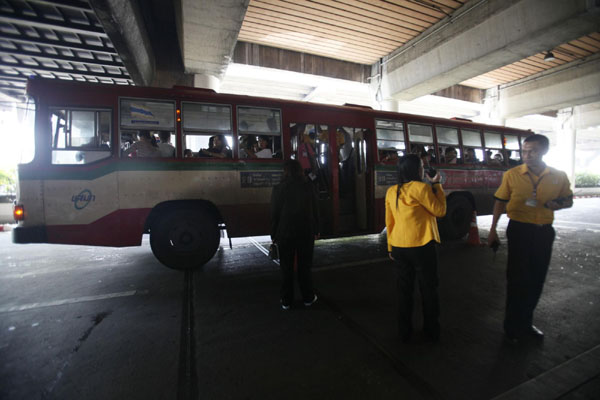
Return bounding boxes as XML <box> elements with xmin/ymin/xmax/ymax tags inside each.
<box><xmin>527</xmin><ymin>172</ymin><xmax>546</xmax><ymax>198</ymax></box>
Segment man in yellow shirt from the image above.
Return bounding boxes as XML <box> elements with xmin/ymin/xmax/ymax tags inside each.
<box><xmin>488</xmin><ymin>134</ymin><xmax>573</xmax><ymax>343</ymax></box>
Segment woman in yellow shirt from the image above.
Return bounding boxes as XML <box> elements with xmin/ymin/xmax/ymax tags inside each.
<box><xmin>385</xmin><ymin>154</ymin><xmax>446</xmax><ymax>342</ymax></box>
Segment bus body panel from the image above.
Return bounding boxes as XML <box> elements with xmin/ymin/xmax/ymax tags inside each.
<box><xmin>13</xmin><ymin>78</ymin><xmax>532</xmax><ymax>268</ymax></box>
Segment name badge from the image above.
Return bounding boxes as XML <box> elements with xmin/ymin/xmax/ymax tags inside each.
<box><xmin>525</xmin><ymin>198</ymin><xmax>538</xmax><ymax>207</ymax></box>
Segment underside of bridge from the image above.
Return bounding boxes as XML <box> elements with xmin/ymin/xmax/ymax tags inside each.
<box><xmin>0</xmin><ymin>0</ymin><xmax>599</xmax><ymax>128</ymax></box>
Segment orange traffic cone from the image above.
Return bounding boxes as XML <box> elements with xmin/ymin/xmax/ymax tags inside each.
<box><xmin>467</xmin><ymin>211</ymin><xmax>482</xmax><ymax>246</ymax></box>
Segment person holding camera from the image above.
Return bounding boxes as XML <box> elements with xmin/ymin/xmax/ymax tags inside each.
<box><xmin>488</xmin><ymin>134</ymin><xmax>573</xmax><ymax>344</ymax></box>
<box><xmin>385</xmin><ymin>154</ymin><xmax>446</xmax><ymax>342</ymax></box>
<box><xmin>271</xmin><ymin>159</ymin><xmax>320</xmax><ymax>310</ymax></box>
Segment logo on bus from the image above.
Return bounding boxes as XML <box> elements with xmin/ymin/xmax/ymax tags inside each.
<box><xmin>72</xmin><ymin>189</ymin><xmax>96</xmax><ymax>210</ymax></box>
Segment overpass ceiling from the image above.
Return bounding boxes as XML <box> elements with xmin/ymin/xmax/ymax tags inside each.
<box><xmin>239</xmin><ymin>0</ymin><xmax>600</xmax><ymax>90</ymax></box>
<box><xmin>0</xmin><ymin>0</ymin><xmax>598</xmax><ymax>105</ymax></box>
<box><xmin>239</xmin><ymin>0</ymin><xmax>468</xmax><ymax>65</ymax></box>
<box><xmin>0</xmin><ymin>0</ymin><xmax>132</xmax><ymax>103</ymax></box>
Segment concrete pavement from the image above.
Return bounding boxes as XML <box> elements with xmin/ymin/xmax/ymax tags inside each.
<box><xmin>1</xmin><ymin>198</ymin><xmax>599</xmax><ymax>399</ymax></box>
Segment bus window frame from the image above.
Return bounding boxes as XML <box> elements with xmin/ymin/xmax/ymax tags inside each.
<box><xmin>459</xmin><ymin>127</ymin><xmax>484</xmax><ymax>164</ymax></box>
<box><xmin>483</xmin><ymin>130</ymin><xmax>504</xmax><ymax>165</ymax></box>
<box><xmin>118</xmin><ymin>96</ymin><xmax>177</xmax><ymax>159</ymax></box>
<box><xmin>181</xmin><ymin>101</ymin><xmax>234</xmax><ymax>158</ymax></box>
<box><xmin>406</xmin><ymin>122</ymin><xmax>435</xmax><ymax>157</ymax></box>
<box><xmin>504</xmin><ymin>132</ymin><xmax>524</xmax><ymax>165</ymax></box>
<box><xmin>236</xmin><ymin>105</ymin><xmax>283</xmax><ymax>160</ymax></box>
<box><xmin>433</xmin><ymin>125</ymin><xmax>460</xmax><ymax>165</ymax></box>
<box><xmin>49</xmin><ymin>107</ymin><xmax>113</xmax><ymax>165</ymax></box>
<box><xmin>375</xmin><ymin>118</ymin><xmax>406</xmax><ymax>163</ymax></box>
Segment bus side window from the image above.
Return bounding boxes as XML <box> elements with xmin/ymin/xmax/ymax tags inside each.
<box><xmin>436</xmin><ymin>126</ymin><xmax>459</xmax><ymax>164</ymax></box>
<box><xmin>461</xmin><ymin>129</ymin><xmax>483</xmax><ymax>164</ymax></box>
<box><xmin>505</xmin><ymin>134</ymin><xmax>522</xmax><ymax>166</ymax></box>
<box><xmin>51</xmin><ymin>108</ymin><xmax>112</xmax><ymax>165</ymax></box>
<box><xmin>120</xmin><ymin>99</ymin><xmax>176</xmax><ymax>158</ymax></box>
<box><xmin>483</xmin><ymin>131</ymin><xmax>503</xmax><ymax>166</ymax></box>
<box><xmin>181</xmin><ymin>102</ymin><xmax>232</xmax><ymax>158</ymax></box>
<box><xmin>375</xmin><ymin>119</ymin><xmax>404</xmax><ymax>162</ymax></box>
<box><xmin>238</xmin><ymin>107</ymin><xmax>282</xmax><ymax>159</ymax></box>
<box><xmin>407</xmin><ymin>123</ymin><xmax>435</xmax><ymax>166</ymax></box>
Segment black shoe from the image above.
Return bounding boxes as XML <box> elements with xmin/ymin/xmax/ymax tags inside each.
<box><xmin>303</xmin><ymin>294</ymin><xmax>318</xmax><ymax>307</ymax></box>
<box><xmin>530</xmin><ymin>325</ymin><xmax>544</xmax><ymax>338</ymax></box>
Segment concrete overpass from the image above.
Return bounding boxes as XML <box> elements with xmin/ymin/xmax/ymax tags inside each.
<box><xmin>83</xmin><ymin>0</ymin><xmax>600</xmax><ymax>124</ymax></box>
<box><xmin>1</xmin><ymin>0</ymin><xmax>599</xmax><ymax>176</ymax></box>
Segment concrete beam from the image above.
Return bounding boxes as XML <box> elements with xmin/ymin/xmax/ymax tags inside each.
<box><xmin>573</xmin><ymin>102</ymin><xmax>600</xmax><ymax>130</ymax></box>
<box><xmin>177</xmin><ymin>0</ymin><xmax>249</xmax><ymax>86</ymax></box>
<box><xmin>498</xmin><ymin>54</ymin><xmax>600</xmax><ymax>119</ymax></box>
<box><xmin>90</xmin><ymin>0</ymin><xmax>155</xmax><ymax>86</ymax></box>
<box><xmin>383</xmin><ymin>0</ymin><xmax>600</xmax><ymax>101</ymax></box>
<box><xmin>91</xmin><ymin>0</ymin><xmax>193</xmax><ymax>88</ymax></box>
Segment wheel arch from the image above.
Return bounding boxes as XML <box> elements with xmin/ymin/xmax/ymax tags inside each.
<box><xmin>144</xmin><ymin>199</ymin><xmax>224</xmax><ymax>233</ymax></box>
<box><xmin>445</xmin><ymin>191</ymin><xmax>475</xmax><ymax>209</ymax></box>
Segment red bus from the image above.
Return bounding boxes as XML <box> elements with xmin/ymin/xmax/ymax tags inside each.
<box><xmin>13</xmin><ymin>78</ymin><xmax>530</xmax><ymax>269</ymax></box>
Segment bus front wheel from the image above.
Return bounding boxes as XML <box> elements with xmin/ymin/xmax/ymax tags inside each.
<box><xmin>440</xmin><ymin>196</ymin><xmax>473</xmax><ymax>240</ymax></box>
<box><xmin>150</xmin><ymin>209</ymin><xmax>220</xmax><ymax>270</ymax></box>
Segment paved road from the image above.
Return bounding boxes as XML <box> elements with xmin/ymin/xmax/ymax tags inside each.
<box><xmin>1</xmin><ymin>198</ymin><xmax>599</xmax><ymax>399</ymax></box>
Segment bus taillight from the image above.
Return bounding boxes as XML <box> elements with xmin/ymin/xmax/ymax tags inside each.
<box><xmin>13</xmin><ymin>205</ymin><xmax>24</xmax><ymax>221</ymax></box>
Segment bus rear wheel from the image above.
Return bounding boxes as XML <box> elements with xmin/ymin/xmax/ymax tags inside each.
<box><xmin>440</xmin><ymin>196</ymin><xmax>473</xmax><ymax>240</ymax></box>
<box><xmin>150</xmin><ymin>209</ymin><xmax>220</xmax><ymax>270</ymax></box>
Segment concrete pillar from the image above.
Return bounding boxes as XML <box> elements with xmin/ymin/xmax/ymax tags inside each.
<box><xmin>554</xmin><ymin>107</ymin><xmax>577</xmax><ymax>190</ymax></box>
<box><xmin>380</xmin><ymin>99</ymin><xmax>399</xmax><ymax>112</ymax></box>
<box><xmin>194</xmin><ymin>74</ymin><xmax>220</xmax><ymax>91</ymax></box>
<box><xmin>481</xmin><ymin>86</ymin><xmax>505</xmax><ymax>126</ymax></box>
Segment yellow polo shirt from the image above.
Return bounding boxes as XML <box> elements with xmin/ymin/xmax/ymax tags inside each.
<box><xmin>495</xmin><ymin>164</ymin><xmax>572</xmax><ymax>225</ymax></box>
<box><xmin>385</xmin><ymin>181</ymin><xmax>446</xmax><ymax>251</ymax></box>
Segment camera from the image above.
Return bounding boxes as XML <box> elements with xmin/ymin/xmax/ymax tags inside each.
<box><xmin>427</xmin><ymin>167</ymin><xmax>437</xmax><ymax>178</ymax></box>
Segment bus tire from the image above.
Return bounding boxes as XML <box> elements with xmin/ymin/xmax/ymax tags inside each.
<box><xmin>440</xmin><ymin>196</ymin><xmax>473</xmax><ymax>240</ymax></box>
<box><xmin>150</xmin><ymin>209</ymin><xmax>220</xmax><ymax>270</ymax></box>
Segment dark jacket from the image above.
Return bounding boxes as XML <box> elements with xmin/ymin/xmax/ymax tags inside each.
<box><xmin>270</xmin><ymin>177</ymin><xmax>319</xmax><ymax>241</ymax></box>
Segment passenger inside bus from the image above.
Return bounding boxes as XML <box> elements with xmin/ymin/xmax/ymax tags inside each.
<box><xmin>239</xmin><ymin>135</ymin><xmax>279</xmax><ymax>159</ymax></box>
<box><xmin>255</xmin><ymin>136</ymin><xmax>273</xmax><ymax>158</ymax></box>
<box><xmin>239</xmin><ymin>135</ymin><xmax>257</xmax><ymax>158</ymax></box>
<box><xmin>443</xmin><ymin>146</ymin><xmax>458</xmax><ymax>164</ymax></box>
<box><xmin>380</xmin><ymin>149</ymin><xmax>399</xmax><ymax>162</ymax></box>
<box><xmin>157</xmin><ymin>131</ymin><xmax>176</xmax><ymax>157</ymax></box>
<box><xmin>184</xmin><ymin>149</ymin><xmax>194</xmax><ymax>158</ymax></box>
<box><xmin>427</xmin><ymin>148</ymin><xmax>437</xmax><ymax>164</ymax></box>
<box><xmin>410</xmin><ymin>144</ymin><xmax>425</xmax><ymax>156</ymax></box>
<box><xmin>464</xmin><ymin>148</ymin><xmax>480</xmax><ymax>164</ymax></box>
<box><xmin>489</xmin><ymin>152</ymin><xmax>504</xmax><ymax>166</ymax></box>
<box><xmin>198</xmin><ymin>135</ymin><xmax>232</xmax><ymax>158</ymax></box>
<box><xmin>123</xmin><ymin>130</ymin><xmax>160</xmax><ymax>157</ymax></box>
<box><xmin>298</xmin><ymin>127</ymin><xmax>317</xmax><ymax>179</ymax></box>
<box><xmin>99</xmin><ymin>131</ymin><xmax>110</xmax><ymax>149</ymax></box>
<box><xmin>504</xmin><ymin>150</ymin><xmax>521</xmax><ymax>166</ymax></box>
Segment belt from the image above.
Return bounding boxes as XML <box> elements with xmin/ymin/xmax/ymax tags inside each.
<box><xmin>511</xmin><ymin>220</ymin><xmax>552</xmax><ymax>228</ymax></box>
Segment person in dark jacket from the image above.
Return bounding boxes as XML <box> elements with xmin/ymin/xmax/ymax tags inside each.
<box><xmin>271</xmin><ymin>159</ymin><xmax>320</xmax><ymax>310</ymax></box>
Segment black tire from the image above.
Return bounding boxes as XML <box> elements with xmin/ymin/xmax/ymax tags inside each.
<box><xmin>150</xmin><ymin>208</ymin><xmax>220</xmax><ymax>270</ymax></box>
<box><xmin>439</xmin><ymin>195</ymin><xmax>473</xmax><ymax>240</ymax></box>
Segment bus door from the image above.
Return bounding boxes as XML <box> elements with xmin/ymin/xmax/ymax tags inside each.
<box><xmin>336</xmin><ymin>127</ymin><xmax>368</xmax><ymax>233</ymax></box>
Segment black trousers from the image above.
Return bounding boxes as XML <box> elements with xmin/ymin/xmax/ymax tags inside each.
<box><xmin>278</xmin><ymin>236</ymin><xmax>315</xmax><ymax>306</ymax></box>
<box><xmin>505</xmin><ymin>219</ymin><xmax>555</xmax><ymax>337</ymax></box>
<box><xmin>391</xmin><ymin>242</ymin><xmax>440</xmax><ymax>338</ymax></box>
